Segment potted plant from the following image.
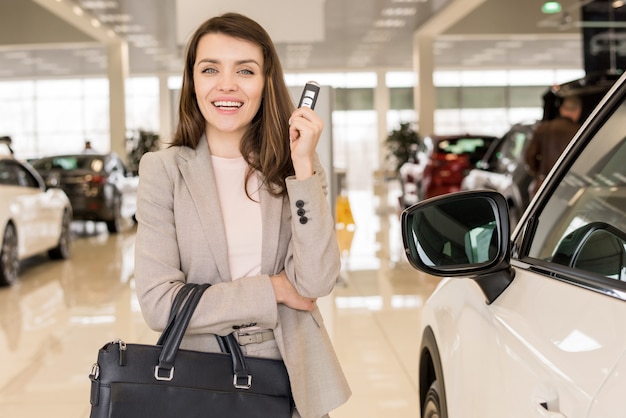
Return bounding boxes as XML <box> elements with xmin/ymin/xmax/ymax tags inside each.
<box><xmin>126</xmin><ymin>130</ymin><xmax>160</xmax><ymax>175</ymax></box>
<box><xmin>384</xmin><ymin>122</ymin><xmax>421</xmax><ymax>173</ymax></box>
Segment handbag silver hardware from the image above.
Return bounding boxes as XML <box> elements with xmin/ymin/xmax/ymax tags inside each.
<box><xmin>154</xmin><ymin>366</ymin><xmax>175</xmax><ymax>381</ymax></box>
<box><xmin>112</xmin><ymin>338</ymin><xmax>127</xmax><ymax>350</ymax></box>
<box><xmin>89</xmin><ymin>363</ymin><xmax>100</xmax><ymax>380</ymax></box>
<box><xmin>233</xmin><ymin>374</ymin><xmax>252</xmax><ymax>389</ymax></box>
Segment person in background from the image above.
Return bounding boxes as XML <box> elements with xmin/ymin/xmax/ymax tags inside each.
<box><xmin>524</xmin><ymin>95</ymin><xmax>582</xmax><ymax>195</ymax></box>
<box><xmin>0</xmin><ymin>136</ymin><xmax>14</xmax><ymax>155</ymax></box>
<box><xmin>83</xmin><ymin>140</ymin><xmax>97</xmax><ymax>153</ymax></box>
<box><xmin>133</xmin><ymin>12</ymin><xmax>351</xmax><ymax>418</ymax></box>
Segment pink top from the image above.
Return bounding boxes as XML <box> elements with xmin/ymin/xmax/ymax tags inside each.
<box><xmin>211</xmin><ymin>155</ymin><xmax>262</xmax><ymax>280</ymax></box>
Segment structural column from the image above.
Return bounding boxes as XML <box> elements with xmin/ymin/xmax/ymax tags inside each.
<box><xmin>159</xmin><ymin>74</ymin><xmax>173</xmax><ymax>148</ymax></box>
<box><xmin>375</xmin><ymin>70</ymin><xmax>390</xmax><ymax>169</ymax></box>
<box><xmin>107</xmin><ymin>40</ymin><xmax>128</xmax><ymax>161</ymax></box>
<box><xmin>411</xmin><ymin>0</ymin><xmax>487</xmax><ymax>136</ymax></box>
<box><xmin>414</xmin><ymin>34</ymin><xmax>436</xmax><ymax>137</ymax></box>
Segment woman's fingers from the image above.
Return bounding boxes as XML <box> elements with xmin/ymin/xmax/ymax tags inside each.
<box><xmin>270</xmin><ymin>272</ymin><xmax>317</xmax><ymax>312</ymax></box>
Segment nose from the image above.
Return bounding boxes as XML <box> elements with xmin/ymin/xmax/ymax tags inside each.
<box><xmin>217</xmin><ymin>72</ymin><xmax>237</xmax><ymax>92</ymax></box>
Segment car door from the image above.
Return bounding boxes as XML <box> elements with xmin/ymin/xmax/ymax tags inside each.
<box><xmin>1</xmin><ymin>160</ymin><xmax>54</xmax><ymax>256</ymax></box>
<box><xmin>490</xmin><ymin>84</ymin><xmax>626</xmax><ymax>417</ymax></box>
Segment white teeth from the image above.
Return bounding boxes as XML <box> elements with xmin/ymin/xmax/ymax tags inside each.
<box><xmin>213</xmin><ymin>101</ymin><xmax>242</xmax><ymax>108</ymax></box>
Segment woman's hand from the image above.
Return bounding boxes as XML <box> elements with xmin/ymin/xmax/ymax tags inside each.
<box><xmin>271</xmin><ymin>270</ymin><xmax>317</xmax><ymax>311</ymax></box>
<box><xmin>288</xmin><ymin>107</ymin><xmax>323</xmax><ymax>180</ymax></box>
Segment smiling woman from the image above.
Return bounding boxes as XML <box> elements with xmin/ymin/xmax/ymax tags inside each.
<box><xmin>129</xmin><ymin>12</ymin><xmax>350</xmax><ymax>418</ymax></box>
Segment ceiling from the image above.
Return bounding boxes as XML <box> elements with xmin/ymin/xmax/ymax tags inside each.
<box><xmin>0</xmin><ymin>0</ymin><xmax>604</xmax><ymax>80</ymax></box>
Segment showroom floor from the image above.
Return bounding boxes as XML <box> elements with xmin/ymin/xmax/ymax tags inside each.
<box><xmin>0</xmin><ymin>182</ymin><xmax>441</xmax><ymax>417</ymax></box>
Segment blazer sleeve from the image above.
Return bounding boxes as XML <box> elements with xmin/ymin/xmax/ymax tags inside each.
<box><xmin>283</xmin><ymin>155</ymin><xmax>341</xmax><ymax>298</ymax></box>
<box><xmin>134</xmin><ymin>151</ymin><xmax>278</xmax><ymax>337</ymax></box>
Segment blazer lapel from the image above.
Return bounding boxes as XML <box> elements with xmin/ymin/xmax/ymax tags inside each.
<box><xmin>177</xmin><ymin>135</ymin><xmax>231</xmax><ymax>281</ymax></box>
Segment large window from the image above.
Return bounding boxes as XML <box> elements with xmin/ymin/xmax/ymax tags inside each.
<box><xmin>0</xmin><ymin>77</ymin><xmax>157</xmax><ymax>158</ymax></box>
<box><xmin>0</xmin><ymin>68</ymin><xmax>583</xmax><ymax>159</ymax></box>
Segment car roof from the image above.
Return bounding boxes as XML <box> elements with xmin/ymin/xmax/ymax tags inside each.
<box><xmin>427</xmin><ymin>134</ymin><xmax>498</xmax><ymax>141</ymax></box>
<box><xmin>427</xmin><ymin>134</ymin><xmax>499</xmax><ymax>146</ymax></box>
<box><xmin>542</xmin><ymin>70</ymin><xmax>623</xmax><ymax>121</ymax></box>
<box><xmin>36</xmin><ymin>153</ymin><xmax>110</xmax><ymax>159</ymax></box>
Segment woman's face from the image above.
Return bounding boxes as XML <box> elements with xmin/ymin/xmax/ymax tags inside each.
<box><xmin>193</xmin><ymin>33</ymin><xmax>265</xmax><ymax>139</ymax></box>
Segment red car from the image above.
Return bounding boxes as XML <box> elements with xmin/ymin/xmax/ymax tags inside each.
<box><xmin>421</xmin><ymin>134</ymin><xmax>498</xmax><ymax>199</ymax></box>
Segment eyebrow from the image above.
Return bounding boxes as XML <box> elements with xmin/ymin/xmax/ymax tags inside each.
<box><xmin>197</xmin><ymin>58</ymin><xmax>262</xmax><ymax>67</ymax></box>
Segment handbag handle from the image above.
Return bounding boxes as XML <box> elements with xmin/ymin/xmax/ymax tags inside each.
<box><xmin>156</xmin><ymin>283</ymin><xmax>197</xmax><ymax>346</ymax></box>
<box><xmin>220</xmin><ymin>332</ymin><xmax>254</xmax><ymax>389</ymax></box>
<box><xmin>155</xmin><ymin>283</ymin><xmax>209</xmax><ymax>379</ymax></box>
<box><xmin>154</xmin><ymin>283</ymin><xmax>253</xmax><ymax>390</ymax></box>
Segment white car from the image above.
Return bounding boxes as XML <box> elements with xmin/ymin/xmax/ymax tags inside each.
<box><xmin>402</xmin><ymin>72</ymin><xmax>626</xmax><ymax>417</ymax></box>
<box><xmin>0</xmin><ymin>152</ymin><xmax>73</xmax><ymax>286</ymax></box>
<box><xmin>398</xmin><ymin>137</ymin><xmax>433</xmax><ymax>209</ymax></box>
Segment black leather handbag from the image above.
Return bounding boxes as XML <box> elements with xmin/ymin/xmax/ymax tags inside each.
<box><xmin>88</xmin><ymin>283</ymin><xmax>293</xmax><ymax>417</ymax></box>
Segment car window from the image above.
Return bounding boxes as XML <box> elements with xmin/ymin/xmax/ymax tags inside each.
<box><xmin>0</xmin><ymin>160</ymin><xmax>19</xmax><ymax>185</ymax></box>
<box><xmin>33</xmin><ymin>156</ymin><xmax>103</xmax><ymax>171</ymax></box>
<box><xmin>507</xmin><ymin>131</ymin><xmax>530</xmax><ymax>160</ymax></box>
<box><xmin>526</xmin><ymin>100</ymin><xmax>626</xmax><ymax>281</ymax></box>
<box><xmin>436</xmin><ymin>138</ymin><xmax>491</xmax><ymax>155</ymax></box>
<box><xmin>0</xmin><ymin>160</ymin><xmax>39</xmax><ymax>188</ymax></box>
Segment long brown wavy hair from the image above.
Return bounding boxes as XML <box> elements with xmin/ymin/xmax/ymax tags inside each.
<box><xmin>171</xmin><ymin>12</ymin><xmax>296</xmax><ymax>196</ymax></box>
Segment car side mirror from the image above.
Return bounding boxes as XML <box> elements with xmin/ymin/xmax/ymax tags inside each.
<box><xmin>552</xmin><ymin>222</ymin><xmax>626</xmax><ymax>280</ymax></box>
<box><xmin>401</xmin><ymin>190</ymin><xmax>513</xmax><ymax>303</ymax></box>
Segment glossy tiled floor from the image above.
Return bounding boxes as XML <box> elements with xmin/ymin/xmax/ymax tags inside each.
<box><xmin>0</xmin><ymin>181</ymin><xmax>441</xmax><ymax>417</ymax></box>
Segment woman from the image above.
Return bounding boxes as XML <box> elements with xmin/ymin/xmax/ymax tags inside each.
<box><xmin>134</xmin><ymin>12</ymin><xmax>351</xmax><ymax>418</ymax></box>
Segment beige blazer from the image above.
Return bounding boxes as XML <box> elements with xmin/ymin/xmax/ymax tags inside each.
<box><xmin>134</xmin><ymin>135</ymin><xmax>351</xmax><ymax>418</ymax></box>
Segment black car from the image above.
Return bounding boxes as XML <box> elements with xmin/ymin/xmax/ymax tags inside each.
<box><xmin>461</xmin><ymin>122</ymin><xmax>537</xmax><ymax>227</ymax></box>
<box><xmin>542</xmin><ymin>70</ymin><xmax>621</xmax><ymax>122</ymax></box>
<box><xmin>31</xmin><ymin>153</ymin><xmax>138</xmax><ymax>233</ymax></box>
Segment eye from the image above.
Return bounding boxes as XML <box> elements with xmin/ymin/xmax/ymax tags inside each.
<box><xmin>238</xmin><ymin>68</ymin><xmax>254</xmax><ymax>76</ymax></box>
<box><xmin>200</xmin><ymin>67</ymin><xmax>217</xmax><ymax>74</ymax></box>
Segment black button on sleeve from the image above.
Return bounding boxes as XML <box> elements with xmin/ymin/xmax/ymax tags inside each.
<box><xmin>295</xmin><ymin>200</ymin><xmax>305</xmax><ymax>208</ymax></box>
<box><xmin>297</xmin><ymin>208</ymin><xmax>306</xmax><ymax>216</ymax></box>
<box><xmin>299</xmin><ymin>216</ymin><xmax>308</xmax><ymax>224</ymax></box>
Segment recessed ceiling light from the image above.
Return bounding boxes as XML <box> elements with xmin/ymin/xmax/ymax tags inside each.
<box><xmin>382</xmin><ymin>8</ymin><xmax>416</xmax><ymax>16</ymax></box>
<box><xmin>99</xmin><ymin>14</ymin><xmax>132</xmax><ymax>23</ymax></box>
<box><xmin>112</xmin><ymin>24</ymin><xmax>143</xmax><ymax>33</ymax></box>
<box><xmin>80</xmin><ymin>1</ymin><xmax>118</xmax><ymax>9</ymax></box>
<box><xmin>363</xmin><ymin>29</ymin><xmax>392</xmax><ymax>43</ymax></box>
<box><xmin>375</xmin><ymin>19</ymin><xmax>406</xmax><ymax>28</ymax></box>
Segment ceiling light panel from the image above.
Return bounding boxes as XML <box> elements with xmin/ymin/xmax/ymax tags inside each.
<box><xmin>382</xmin><ymin>7</ymin><xmax>417</xmax><ymax>16</ymax></box>
<box><xmin>99</xmin><ymin>14</ymin><xmax>133</xmax><ymax>23</ymax></box>
<box><xmin>78</xmin><ymin>0</ymin><xmax>118</xmax><ymax>8</ymax></box>
<box><xmin>375</xmin><ymin>19</ymin><xmax>406</xmax><ymax>27</ymax></box>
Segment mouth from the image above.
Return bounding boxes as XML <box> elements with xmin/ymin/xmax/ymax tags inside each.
<box><xmin>212</xmin><ymin>101</ymin><xmax>243</xmax><ymax>110</ymax></box>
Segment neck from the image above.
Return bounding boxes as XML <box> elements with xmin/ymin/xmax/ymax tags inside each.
<box><xmin>206</xmin><ymin>129</ymin><xmax>243</xmax><ymax>158</ymax></box>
